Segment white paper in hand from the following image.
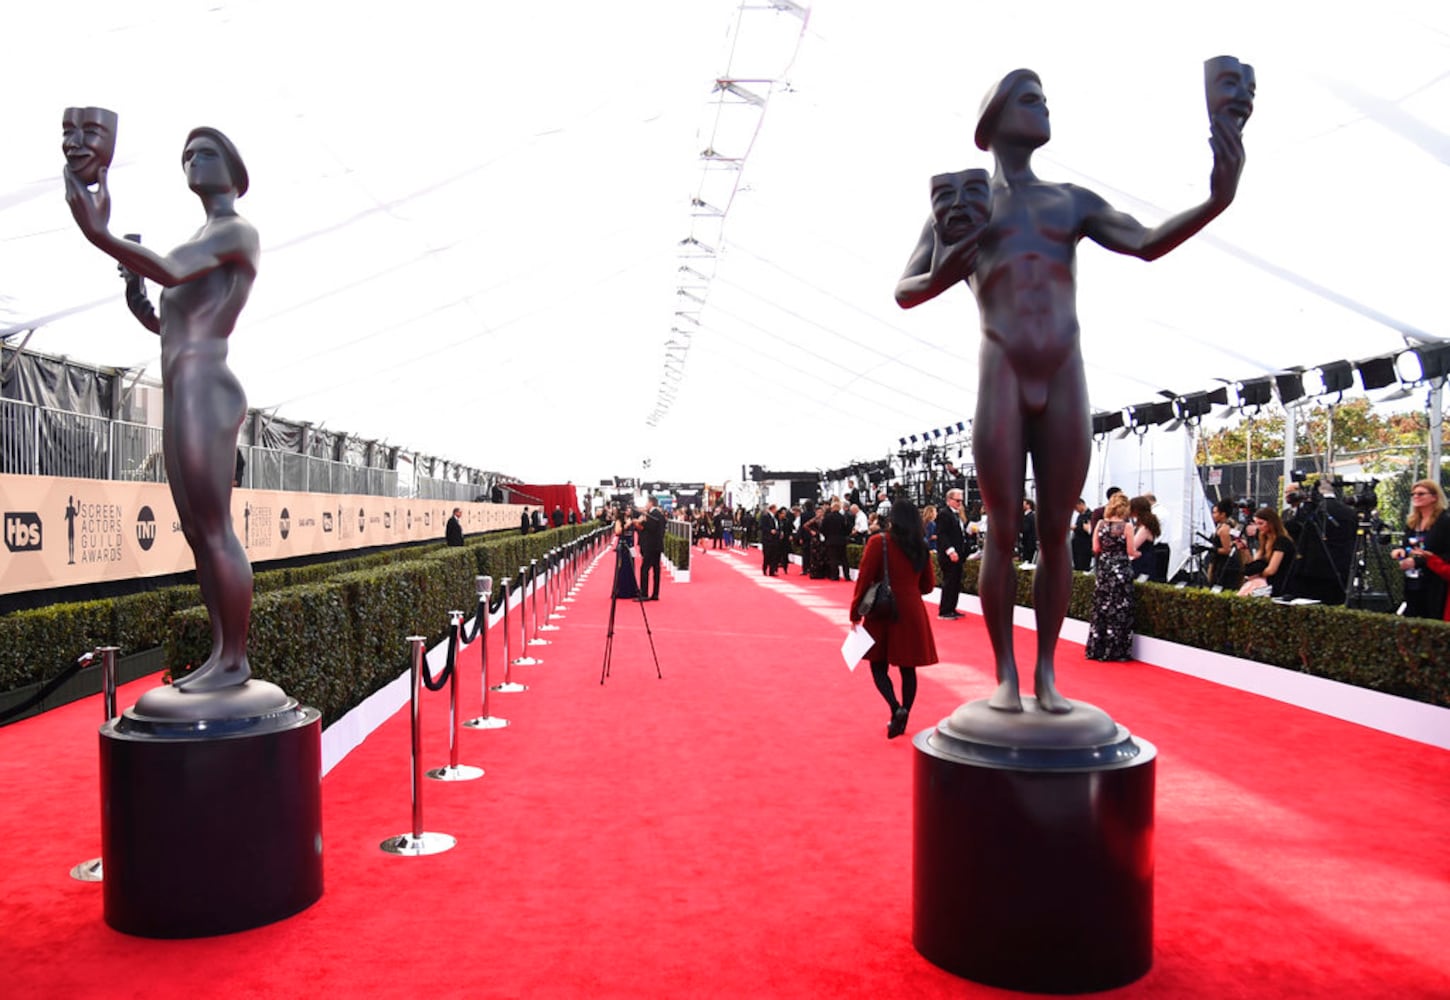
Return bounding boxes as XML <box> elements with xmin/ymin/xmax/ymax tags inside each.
<box><xmin>840</xmin><ymin>623</ymin><xmax>875</xmax><ymax>671</ymax></box>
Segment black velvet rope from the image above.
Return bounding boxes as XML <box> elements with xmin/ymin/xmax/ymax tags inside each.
<box><xmin>459</xmin><ymin>594</ymin><xmax>489</xmax><ymax>645</ymax></box>
<box><xmin>0</xmin><ymin>655</ymin><xmax>89</xmax><ymax>725</ymax></box>
<box><xmin>420</xmin><ymin>628</ymin><xmax>456</xmax><ymax>693</ymax></box>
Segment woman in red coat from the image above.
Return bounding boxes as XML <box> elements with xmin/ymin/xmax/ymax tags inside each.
<box><xmin>850</xmin><ymin>499</ymin><xmax>940</xmax><ymax>738</ymax></box>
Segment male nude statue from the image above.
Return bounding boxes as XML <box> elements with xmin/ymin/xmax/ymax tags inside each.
<box><xmin>896</xmin><ymin>68</ymin><xmax>1247</xmax><ymax>713</ymax></box>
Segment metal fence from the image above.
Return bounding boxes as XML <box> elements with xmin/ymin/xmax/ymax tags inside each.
<box><xmin>415</xmin><ymin>476</ymin><xmax>483</xmax><ymax>503</ymax></box>
<box><xmin>1</xmin><ymin>399</ymin><xmax>399</xmax><ymax>498</ymax></box>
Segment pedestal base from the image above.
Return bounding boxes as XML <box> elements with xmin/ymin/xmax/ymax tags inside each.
<box><xmin>100</xmin><ymin>692</ymin><xmax>323</xmax><ymax>938</ymax></box>
<box><xmin>912</xmin><ymin>703</ymin><xmax>1156</xmax><ymax>994</ymax></box>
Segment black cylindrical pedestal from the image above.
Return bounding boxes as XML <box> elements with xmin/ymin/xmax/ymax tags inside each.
<box><xmin>100</xmin><ymin>701</ymin><xmax>323</xmax><ymax>938</ymax></box>
<box><xmin>913</xmin><ymin>707</ymin><xmax>1156</xmax><ymax>994</ymax></box>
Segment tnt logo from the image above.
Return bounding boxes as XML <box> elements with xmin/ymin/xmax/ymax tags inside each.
<box><xmin>322</xmin><ymin>512</ymin><xmax>334</xmax><ymax>533</ymax></box>
<box><xmin>279</xmin><ymin>508</ymin><xmax>291</xmax><ymax>540</ymax></box>
<box><xmin>135</xmin><ymin>506</ymin><xmax>156</xmax><ymax>551</ymax></box>
<box><xmin>4</xmin><ymin>512</ymin><xmax>42</xmax><ymax>552</ymax></box>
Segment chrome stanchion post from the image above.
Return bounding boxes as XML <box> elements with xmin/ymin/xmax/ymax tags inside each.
<box><xmin>528</xmin><ymin>559</ymin><xmax>552</xmax><ymax>643</ymax></box>
<box><xmin>543</xmin><ymin>550</ymin><xmax>564</xmax><ymax>627</ymax></box>
<box><xmin>381</xmin><ymin>636</ymin><xmax>456</xmax><ymax>855</ymax></box>
<box><xmin>426</xmin><ymin>612</ymin><xmax>484</xmax><ymax>781</ymax></box>
<box><xmin>71</xmin><ymin>645</ymin><xmax>118</xmax><ymax>882</ymax></box>
<box><xmin>513</xmin><ymin>564</ymin><xmax>542</xmax><ymax>665</ymax></box>
<box><xmin>548</xmin><ymin>544</ymin><xmax>565</xmax><ymax>614</ymax></box>
<box><xmin>465</xmin><ymin>576</ymin><xmax>509</xmax><ymax>729</ymax></box>
<box><xmin>562</xmin><ymin>542</ymin><xmax>577</xmax><ymax>603</ymax></box>
<box><xmin>499</xmin><ymin>569</ymin><xmax>533</xmax><ymax>683</ymax></box>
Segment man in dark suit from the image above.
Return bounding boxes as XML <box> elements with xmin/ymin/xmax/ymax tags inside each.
<box><xmin>520</xmin><ymin>507</ymin><xmax>531</xmax><ymax>535</ymax></box>
<box><xmin>936</xmin><ymin>488</ymin><xmax>967</xmax><ymax>619</ymax></box>
<box><xmin>820</xmin><ymin>499</ymin><xmax>849</xmax><ymax>581</ymax></box>
<box><xmin>635</xmin><ymin>496</ymin><xmax>667</xmax><ymax>600</ymax></box>
<box><xmin>759</xmin><ymin>504</ymin><xmax>781</xmax><ymax>576</ymax></box>
<box><xmin>446</xmin><ymin>507</ymin><xmax>465</xmax><ymax>547</ymax></box>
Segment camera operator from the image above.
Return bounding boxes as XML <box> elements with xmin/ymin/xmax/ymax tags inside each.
<box><xmin>1235</xmin><ymin>506</ymin><xmax>1295</xmax><ymax>598</ymax></box>
<box><xmin>1285</xmin><ymin>478</ymin><xmax>1355</xmax><ymax>603</ymax></box>
<box><xmin>1206</xmin><ymin>498</ymin><xmax>1244</xmax><ymax>588</ymax></box>
<box><xmin>1393</xmin><ymin>479</ymin><xmax>1450</xmax><ymax>619</ymax></box>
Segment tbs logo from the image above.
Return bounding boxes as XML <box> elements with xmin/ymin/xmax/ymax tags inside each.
<box><xmin>4</xmin><ymin>512</ymin><xmax>42</xmax><ymax>552</ymax></box>
<box><xmin>135</xmin><ymin>507</ymin><xmax>156</xmax><ymax>551</ymax></box>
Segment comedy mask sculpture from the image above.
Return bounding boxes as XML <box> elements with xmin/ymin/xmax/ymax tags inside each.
<box><xmin>896</xmin><ymin>65</ymin><xmax>1248</xmax><ymax>715</ymax></box>
<box><xmin>61</xmin><ymin>106</ymin><xmax>118</xmax><ymax>186</ymax></box>
<box><xmin>64</xmin><ymin>120</ymin><xmax>260</xmax><ymax>694</ymax></box>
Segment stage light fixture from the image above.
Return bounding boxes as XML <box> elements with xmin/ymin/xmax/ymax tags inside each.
<box><xmin>1235</xmin><ymin>377</ymin><xmax>1273</xmax><ymax>409</ymax></box>
<box><xmin>910</xmin><ymin>435</ymin><xmax>918</xmax><ymax>444</ymax></box>
<box><xmin>1274</xmin><ymin>371</ymin><xmax>1305</xmax><ymax>404</ymax></box>
<box><xmin>955</xmin><ymin>421</ymin><xmax>966</xmax><ymax>432</ymax></box>
<box><xmin>1395</xmin><ymin>342</ymin><xmax>1450</xmax><ymax>384</ymax></box>
<box><xmin>1175</xmin><ymin>387</ymin><xmax>1229</xmax><ymax>422</ymax></box>
<box><xmin>933</xmin><ymin>429</ymin><xmax>943</xmax><ymax>439</ymax></box>
<box><xmin>1091</xmin><ymin>411</ymin><xmax>1125</xmax><ymax>437</ymax></box>
<box><xmin>899</xmin><ymin>437</ymin><xmax>907</xmax><ymax>447</ymax></box>
<box><xmin>1313</xmin><ymin>360</ymin><xmax>1354</xmax><ymax>396</ymax></box>
<box><xmin>1356</xmin><ymin>355</ymin><xmax>1397</xmax><ymax>391</ymax></box>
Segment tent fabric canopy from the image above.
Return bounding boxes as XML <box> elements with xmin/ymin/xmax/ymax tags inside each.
<box><xmin>1</xmin><ymin>2</ymin><xmax>1446</xmax><ymax>486</ymax></box>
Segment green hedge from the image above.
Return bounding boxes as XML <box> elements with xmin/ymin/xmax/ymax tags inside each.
<box><xmin>1</xmin><ymin>524</ymin><xmax>603</xmax><ymax>710</ymax></box>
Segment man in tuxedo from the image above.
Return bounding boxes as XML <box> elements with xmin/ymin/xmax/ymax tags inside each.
<box><xmin>820</xmin><ymin>499</ymin><xmax>849</xmax><ymax>581</ymax></box>
<box><xmin>520</xmin><ymin>507</ymin><xmax>531</xmax><ymax>535</ymax></box>
<box><xmin>1070</xmin><ymin>497</ymin><xmax>1093</xmax><ymax>571</ymax></box>
<box><xmin>759</xmin><ymin>504</ymin><xmax>781</xmax><ymax>576</ymax></box>
<box><xmin>446</xmin><ymin>507</ymin><xmax>465</xmax><ymax>547</ymax></box>
<box><xmin>635</xmin><ymin>496</ymin><xmax>667</xmax><ymax>600</ymax></box>
<box><xmin>937</xmin><ymin>488</ymin><xmax>968</xmax><ymax>619</ymax></box>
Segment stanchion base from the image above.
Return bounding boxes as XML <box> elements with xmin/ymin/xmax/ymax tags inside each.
<box><xmin>463</xmin><ymin>716</ymin><xmax>509</xmax><ymax>729</ymax></box>
<box><xmin>70</xmin><ymin>858</ymin><xmax>103</xmax><ymax>882</ymax></box>
<box><xmin>379</xmin><ymin>832</ymin><xmax>456</xmax><ymax>856</ymax></box>
<box><xmin>512</xmin><ymin>656</ymin><xmax>541</xmax><ymax>666</ymax></box>
<box><xmin>540</xmin><ymin>622</ymin><xmax>562</xmax><ymax>630</ymax></box>
<box><xmin>491</xmin><ymin>682</ymin><xmax>529</xmax><ymax>692</ymax></box>
<box><xmin>425</xmin><ymin>764</ymin><xmax>484</xmax><ymax>782</ymax></box>
<box><xmin>527</xmin><ymin>637</ymin><xmax>552</xmax><ymax>645</ymax></box>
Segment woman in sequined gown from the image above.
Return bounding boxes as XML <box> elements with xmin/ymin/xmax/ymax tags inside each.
<box><xmin>1085</xmin><ymin>493</ymin><xmax>1140</xmax><ymax>661</ymax></box>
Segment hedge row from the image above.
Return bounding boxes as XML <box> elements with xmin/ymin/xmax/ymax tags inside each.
<box><xmin>0</xmin><ymin>524</ymin><xmax>603</xmax><ymax>709</ymax></box>
<box><xmin>840</xmin><ymin>542</ymin><xmax>1450</xmax><ymax>708</ymax></box>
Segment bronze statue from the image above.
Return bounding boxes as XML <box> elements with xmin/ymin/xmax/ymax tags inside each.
<box><xmin>61</xmin><ymin>106</ymin><xmax>118</xmax><ymax>186</ymax></box>
<box><xmin>896</xmin><ymin>67</ymin><xmax>1247</xmax><ymax>713</ymax></box>
<box><xmin>65</xmin><ymin>124</ymin><xmax>260</xmax><ymax>693</ymax></box>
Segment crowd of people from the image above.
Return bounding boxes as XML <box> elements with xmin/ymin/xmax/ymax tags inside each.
<box><xmin>508</xmin><ymin>476</ymin><xmax>1450</xmax><ymax>737</ymax></box>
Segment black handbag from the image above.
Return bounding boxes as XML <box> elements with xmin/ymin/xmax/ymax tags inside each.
<box><xmin>853</xmin><ymin>534</ymin><xmax>898</xmax><ymax>621</ymax></box>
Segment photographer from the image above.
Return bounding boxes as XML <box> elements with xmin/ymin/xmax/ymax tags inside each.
<box><xmin>1393</xmin><ymin>479</ymin><xmax>1450</xmax><ymax>619</ymax></box>
<box><xmin>1235</xmin><ymin>507</ymin><xmax>1295</xmax><ymax>598</ymax></box>
<box><xmin>1206</xmin><ymin>498</ymin><xmax>1244</xmax><ymax>589</ymax></box>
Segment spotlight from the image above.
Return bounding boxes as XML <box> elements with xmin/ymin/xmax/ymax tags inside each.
<box><xmin>1235</xmin><ymin>377</ymin><xmax>1273</xmax><ymax>409</ymax></box>
<box><xmin>1175</xmin><ymin>387</ymin><xmax>1229</xmax><ymax>422</ymax></box>
<box><xmin>1091</xmin><ymin>411</ymin><xmax>1125</xmax><ymax>437</ymax></box>
<box><xmin>1274</xmin><ymin>371</ymin><xmax>1305</xmax><ymax>405</ymax></box>
<box><xmin>1395</xmin><ymin>342</ymin><xmax>1450</xmax><ymax>384</ymax></box>
<box><xmin>1356</xmin><ymin>355</ymin><xmax>1397</xmax><ymax>391</ymax></box>
<box><xmin>955</xmin><ymin>421</ymin><xmax>966</xmax><ymax>432</ymax></box>
<box><xmin>1312</xmin><ymin>360</ymin><xmax>1354</xmax><ymax>396</ymax></box>
<box><xmin>899</xmin><ymin>437</ymin><xmax>907</xmax><ymax>447</ymax></box>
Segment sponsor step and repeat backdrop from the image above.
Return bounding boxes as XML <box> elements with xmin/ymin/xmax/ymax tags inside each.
<box><xmin>0</xmin><ymin>474</ymin><xmax>527</xmax><ymax>597</ymax></box>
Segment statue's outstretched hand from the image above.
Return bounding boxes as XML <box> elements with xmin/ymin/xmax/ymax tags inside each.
<box><xmin>62</xmin><ymin>166</ymin><xmax>111</xmax><ymax>238</ymax></box>
<box><xmin>1209</xmin><ymin>111</ymin><xmax>1245</xmax><ymax>205</ymax></box>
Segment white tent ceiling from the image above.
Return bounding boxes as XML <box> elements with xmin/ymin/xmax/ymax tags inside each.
<box><xmin>3</xmin><ymin>1</ymin><xmax>1446</xmax><ymax>486</ymax></box>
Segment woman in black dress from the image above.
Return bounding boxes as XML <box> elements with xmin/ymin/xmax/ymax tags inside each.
<box><xmin>612</xmin><ymin>509</ymin><xmax>639</xmax><ymax>600</ymax></box>
<box><xmin>1085</xmin><ymin>493</ymin><xmax>1140</xmax><ymax>661</ymax></box>
<box><xmin>1394</xmin><ymin>479</ymin><xmax>1450</xmax><ymax>619</ymax></box>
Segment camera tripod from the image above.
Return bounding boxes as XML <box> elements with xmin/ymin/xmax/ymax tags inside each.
<box><xmin>1344</xmin><ymin>514</ymin><xmax>1399</xmax><ymax>612</ymax></box>
<box><xmin>600</xmin><ymin>541</ymin><xmax>663</xmax><ymax>684</ymax></box>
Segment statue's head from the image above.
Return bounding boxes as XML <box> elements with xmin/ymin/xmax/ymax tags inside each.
<box><xmin>61</xmin><ymin>106</ymin><xmax>118</xmax><ymax>185</ymax></box>
<box><xmin>1204</xmin><ymin>56</ymin><xmax>1255</xmax><ymax>130</ymax></box>
<box><xmin>929</xmin><ymin>168</ymin><xmax>990</xmax><ymax>243</ymax></box>
<box><xmin>182</xmin><ymin>127</ymin><xmax>249</xmax><ymax>197</ymax></box>
<box><xmin>974</xmin><ymin>69</ymin><xmax>1045</xmax><ymax>152</ymax></box>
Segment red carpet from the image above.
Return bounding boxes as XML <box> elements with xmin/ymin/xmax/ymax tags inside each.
<box><xmin>3</xmin><ymin>544</ymin><xmax>1449</xmax><ymax>998</ymax></box>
